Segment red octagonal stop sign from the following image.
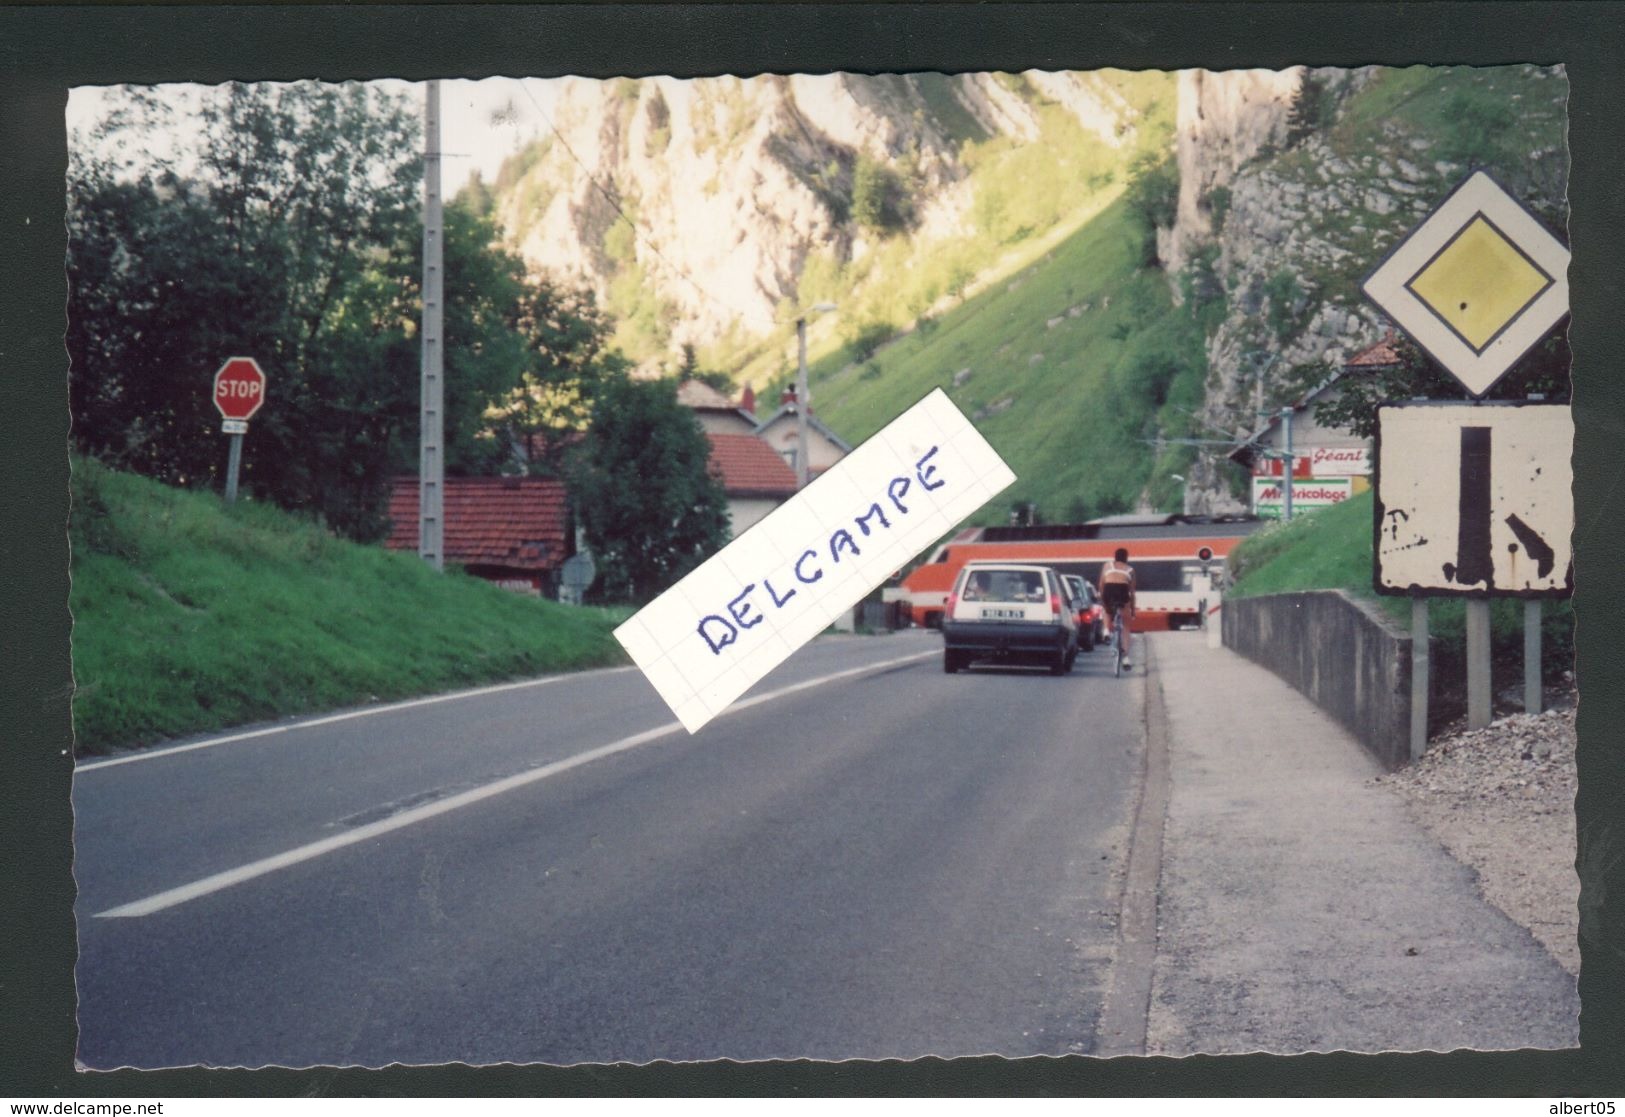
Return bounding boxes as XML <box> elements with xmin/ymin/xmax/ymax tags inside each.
<box><xmin>213</xmin><ymin>356</ymin><xmax>267</xmax><ymax>421</ymax></box>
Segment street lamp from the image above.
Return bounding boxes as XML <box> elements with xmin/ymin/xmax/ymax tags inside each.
<box><xmin>795</xmin><ymin>302</ymin><xmax>837</xmax><ymax>489</ymax></box>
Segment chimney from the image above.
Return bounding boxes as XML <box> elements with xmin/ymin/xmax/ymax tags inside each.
<box><xmin>740</xmin><ymin>384</ymin><xmax>756</xmax><ymax>417</ymax></box>
<box><xmin>781</xmin><ymin>386</ymin><xmax>798</xmax><ymax>407</ymax></box>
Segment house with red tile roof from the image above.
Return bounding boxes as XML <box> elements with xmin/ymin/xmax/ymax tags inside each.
<box><xmin>1226</xmin><ymin>334</ymin><xmax>1399</xmax><ymax>516</ymax></box>
<box><xmin>705</xmin><ymin>431</ymin><xmax>798</xmax><ymax>536</ymax></box>
<box><xmin>751</xmin><ymin>389</ymin><xmax>853</xmax><ymax>481</ymax></box>
<box><xmin>386</xmin><ymin>476</ymin><xmax>570</xmax><ymax>595</ymax></box>
<box><xmin>672</xmin><ymin>377</ymin><xmax>805</xmax><ymax>535</ymax></box>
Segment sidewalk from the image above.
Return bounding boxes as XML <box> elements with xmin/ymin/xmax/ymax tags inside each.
<box><xmin>1142</xmin><ymin>630</ymin><xmax>1579</xmax><ymax>1055</ymax></box>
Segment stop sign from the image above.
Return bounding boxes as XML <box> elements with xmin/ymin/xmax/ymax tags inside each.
<box><xmin>213</xmin><ymin>357</ymin><xmax>267</xmax><ymax>421</ymax></box>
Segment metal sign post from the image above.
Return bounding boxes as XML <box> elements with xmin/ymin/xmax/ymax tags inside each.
<box><xmin>1409</xmin><ymin>597</ymin><xmax>1429</xmax><ymax>761</ymax></box>
<box><xmin>1525</xmin><ymin>599</ymin><xmax>1543</xmax><ymax>715</ymax></box>
<box><xmin>1365</xmin><ymin>171</ymin><xmax>1571</xmax><ymax>742</ymax></box>
<box><xmin>1375</xmin><ymin>401</ymin><xmax>1572</xmax><ymax>729</ymax></box>
<box><xmin>224</xmin><ymin>430</ymin><xmax>245</xmax><ymax>503</ymax></box>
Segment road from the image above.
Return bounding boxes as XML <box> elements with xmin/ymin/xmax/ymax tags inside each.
<box><xmin>73</xmin><ymin>631</ymin><xmax>1146</xmax><ymax>1068</ymax></box>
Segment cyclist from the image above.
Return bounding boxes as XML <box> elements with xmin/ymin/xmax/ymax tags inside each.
<box><xmin>1097</xmin><ymin>547</ymin><xmax>1137</xmax><ymax>668</ymax></box>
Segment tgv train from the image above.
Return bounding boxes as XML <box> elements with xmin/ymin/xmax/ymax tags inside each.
<box><xmin>886</xmin><ymin>513</ymin><xmax>1265</xmax><ymax>632</ymax></box>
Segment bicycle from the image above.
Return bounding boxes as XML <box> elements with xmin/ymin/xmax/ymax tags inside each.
<box><xmin>1110</xmin><ymin>609</ymin><xmax>1128</xmax><ymax>677</ymax></box>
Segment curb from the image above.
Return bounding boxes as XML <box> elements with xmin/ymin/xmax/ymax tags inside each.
<box><xmin>1095</xmin><ymin>635</ymin><xmax>1171</xmax><ymax>1057</ymax></box>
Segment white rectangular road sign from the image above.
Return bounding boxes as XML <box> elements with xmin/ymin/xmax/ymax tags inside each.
<box><xmin>221</xmin><ymin>419</ymin><xmax>248</xmax><ymax>434</ymax></box>
<box><xmin>1375</xmin><ymin>401</ymin><xmax>1572</xmax><ymax>597</ymax></box>
<box><xmin>615</xmin><ymin>388</ymin><xmax>1016</xmax><ymax>733</ymax></box>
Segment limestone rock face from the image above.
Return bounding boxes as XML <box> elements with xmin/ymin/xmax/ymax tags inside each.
<box><xmin>494</xmin><ymin>72</ymin><xmax>1141</xmax><ymax>354</ymax></box>
<box><xmin>1158</xmin><ymin>66</ymin><xmax>1566</xmax><ymax>515</ymax></box>
<box><xmin>1161</xmin><ymin>67</ymin><xmax>1303</xmax><ymax>277</ymax></box>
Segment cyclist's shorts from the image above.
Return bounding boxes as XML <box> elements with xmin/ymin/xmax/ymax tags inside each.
<box><xmin>1100</xmin><ymin>582</ymin><xmax>1132</xmax><ymax>609</ymax></box>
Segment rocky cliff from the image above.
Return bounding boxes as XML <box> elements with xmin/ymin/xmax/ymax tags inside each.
<box><xmin>490</xmin><ymin>71</ymin><xmax>1153</xmax><ymax>363</ymax></box>
<box><xmin>483</xmin><ymin>66</ymin><xmax>1568</xmax><ymax>521</ymax></box>
<box><xmin>1157</xmin><ymin>65</ymin><xmax>1568</xmax><ymax>513</ymax></box>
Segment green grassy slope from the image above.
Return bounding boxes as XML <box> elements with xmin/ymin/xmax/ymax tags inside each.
<box><xmin>70</xmin><ymin>458</ymin><xmax>628</xmax><ymax>753</ymax></box>
<box><xmin>1225</xmin><ymin>491</ymin><xmax>1381</xmax><ymax>601</ymax></box>
<box><xmin>813</xmin><ymin>192</ymin><xmax>1205</xmax><ymax>524</ymax></box>
<box><xmin>719</xmin><ymin>72</ymin><xmax>1180</xmax><ymax>390</ymax></box>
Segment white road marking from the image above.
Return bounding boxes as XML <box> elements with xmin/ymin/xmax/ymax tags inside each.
<box><xmin>75</xmin><ymin>666</ymin><xmax>642</xmax><ymax>773</ymax></box>
<box><xmin>95</xmin><ymin>649</ymin><xmax>935</xmax><ymax>918</ymax></box>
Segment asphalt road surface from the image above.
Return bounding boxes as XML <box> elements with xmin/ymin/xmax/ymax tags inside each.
<box><xmin>74</xmin><ymin>631</ymin><xmax>1145</xmax><ymax>1068</ymax></box>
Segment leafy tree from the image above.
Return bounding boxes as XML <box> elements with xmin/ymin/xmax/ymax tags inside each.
<box><xmin>472</xmin><ymin>246</ymin><xmax>627</xmax><ymax>478</ymax></box>
<box><xmin>851</xmin><ymin>153</ymin><xmax>907</xmax><ymax>232</ymax></box>
<box><xmin>1309</xmin><ymin>331</ymin><xmax>1571</xmax><ymax>440</ymax></box>
<box><xmin>67</xmin><ymin>82</ymin><xmax>424</xmax><ymax>537</ymax></box>
<box><xmin>1124</xmin><ymin>154</ymin><xmax>1179</xmax><ymax>266</ymax></box>
<box><xmin>569</xmin><ymin>376</ymin><xmax>730</xmax><ymax>602</ymax></box>
<box><xmin>457</xmin><ymin>168</ymin><xmax>497</xmax><ymax>219</ymax></box>
<box><xmin>67</xmin><ymin>82</ymin><xmax>624</xmax><ymax>539</ymax></box>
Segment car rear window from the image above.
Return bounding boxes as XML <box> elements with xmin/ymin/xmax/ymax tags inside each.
<box><xmin>961</xmin><ymin>568</ymin><xmax>1047</xmax><ymax>603</ymax></box>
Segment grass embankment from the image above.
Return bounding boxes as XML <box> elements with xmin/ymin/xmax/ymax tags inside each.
<box><xmin>70</xmin><ymin>457</ymin><xmax>629</xmax><ymax>754</ymax></box>
<box><xmin>718</xmin><ymin>70</ymin><xmax>1179</xmax><ymax>394</ymax></box>
<box><xmin>812</xmin><ymin>191</ymin><xmax>1207</xmax><ymax>524</ymax></box>
<box><xmin>1226</xmin><ymin>491</ymin><xmax>1575</xmax><ymax>709</ymax></box>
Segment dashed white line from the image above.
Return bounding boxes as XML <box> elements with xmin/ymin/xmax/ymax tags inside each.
<box><xmin>95</xmin><ymin>649</ymin><xmax>935</xmax><ymax>919</ymax></box>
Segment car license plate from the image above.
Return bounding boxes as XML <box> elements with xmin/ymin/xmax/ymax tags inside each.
<box><xmin>981</xmin><ymin>607</ymin><xmax>1023</xmax><ymax>619</ymax></box>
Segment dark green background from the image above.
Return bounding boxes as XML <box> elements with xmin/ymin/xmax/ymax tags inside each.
<box><xmin>4</xmin><ymin>2</ymin><xmax>1622</xmax><ymax>1097</ymax></box>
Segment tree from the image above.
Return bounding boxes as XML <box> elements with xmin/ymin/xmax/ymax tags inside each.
<box><xmin>1309</xmin><ymin>331</ymin><xmax>1571</xmax><ymax>440</ymax></box>
<box><xmin>1284</xmin><ymin>73</ymin><xmax>1327</xmax><ymax>149</ymax></box>
<box><xmin>674</xmin><ymin>342</ymin><xmax>735</xmax><ymax>395</ymax></box>
<box><xmin>1123</xmin><ymin>154</ymin><xmax>1180</xmax><ymax>266</ymax></box>
<box><xmin>568</xmin><ymin>376</ymin><xmax>730</xmax><ymax>602</ymax></box>
<box><xmin>479</xmin><ymin>260</ymin><xmax>627</xmax><ymax>478</ymax></box>
<box><xmin>851</xmin><ymin>153</ymin><xmax>907</xmax><ymax>232</ymax></box>
<box><xmin>67</xmin><ymin>82</ymin><xmax>424</xmax><ymax>537</ymax></box>
<box><xmin>67</xmin><ymin>82</ymin><xmax>625</xmax><ymax>539</ymax></box>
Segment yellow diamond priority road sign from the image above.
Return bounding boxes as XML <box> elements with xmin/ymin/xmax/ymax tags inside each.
<box><xmin>1363</xmin><ymin>171</ymin><xmax>1569</xmax><ymax>397</ymax></box>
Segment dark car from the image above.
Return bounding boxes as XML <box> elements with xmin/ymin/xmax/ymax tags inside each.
<box><xmin>1062</xmin><ymin>574</ymin><xmax>1106</xmax><ymax>652</ymax></box>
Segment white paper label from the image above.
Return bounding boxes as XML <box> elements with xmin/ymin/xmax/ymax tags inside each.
<box><xmin>614</xmin><ymin>388</ymin><xmax>1016</xmax><ymax>732</ymax></box>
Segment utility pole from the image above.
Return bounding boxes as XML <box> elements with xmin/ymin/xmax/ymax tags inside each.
<box><xmin>419</xmin><ymin>80</ymin><xmax>445</xmax><ymax>571</ymax></box>
<box><xmin>1282</xmin><ymin>406</ymin><xmax>1294</xmax><ymax>521</ymax></box>
<box><xmin>795</xmin><ymin>315</ymin><xmax>811</xmax><ymax>491</ymax></box>
<box><xmin>793</xmin><ymin>302</ymin><xmax>836</xmax><ymax>491</ymax></box>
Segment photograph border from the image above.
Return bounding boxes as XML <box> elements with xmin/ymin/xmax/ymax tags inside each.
<box><xmin>4</xmin><ymin>1</ymin><xmax>1622</xmax><ymax>1097</ymax></box>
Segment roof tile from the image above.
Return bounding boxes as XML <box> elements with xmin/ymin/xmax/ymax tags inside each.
<box><xmin>706</xmin><ymin>433</ymin><xmax>799</xmax><ymax>497</ymax></box>
<box><xmin>386</xmin><ymin>476</ymin><xmax>568</xmax><ymax>571</ymax></box>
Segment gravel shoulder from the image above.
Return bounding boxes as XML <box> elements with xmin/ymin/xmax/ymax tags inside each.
<box><xmin>1374</xmin><ymin>695</ymin><xmax>1580</xmax><ymax>976</ymax></box>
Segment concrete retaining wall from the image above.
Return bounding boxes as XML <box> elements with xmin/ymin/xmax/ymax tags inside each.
<box><xmin>1222</xmin><ymin>590</ymin><xmax>1414</xmax><ymax>769</ymax></box>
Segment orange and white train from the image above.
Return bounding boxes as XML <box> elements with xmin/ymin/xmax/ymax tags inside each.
<box><xmin>885</xmin><ymin>513</ymin><xmax>1265</xmax><ymax>632</ymax></box>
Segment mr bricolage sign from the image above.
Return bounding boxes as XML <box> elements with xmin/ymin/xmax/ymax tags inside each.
<box><xmin>615</xmin><ymin>389</ymin><xmax>1015</xmax><ymax>733</ymax></box>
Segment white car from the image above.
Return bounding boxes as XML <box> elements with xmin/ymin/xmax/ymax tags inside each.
<box><xmin>941</xmin><ymin>562</ymin><xmax>1079</xmax><ymax>675</ymax></box>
